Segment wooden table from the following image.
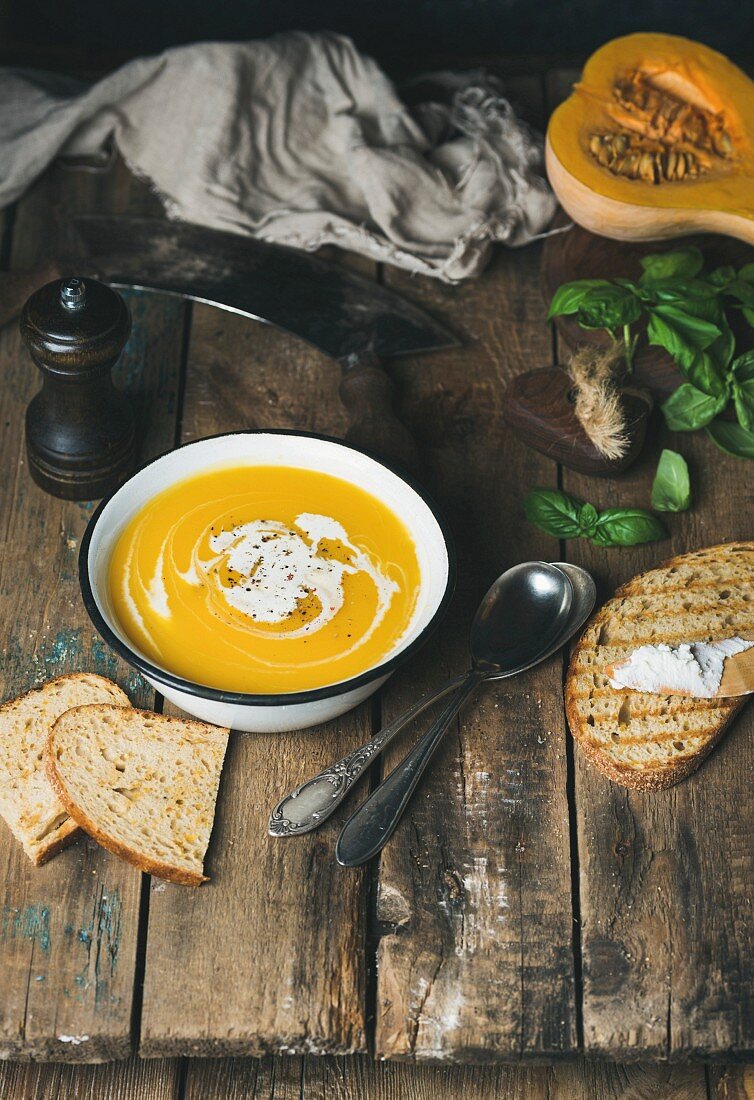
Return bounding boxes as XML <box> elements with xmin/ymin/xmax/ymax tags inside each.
<box><xmin>1</xmin><ymin>67</ymin><xmax>754</xmax><ymax>1096</ymax></box>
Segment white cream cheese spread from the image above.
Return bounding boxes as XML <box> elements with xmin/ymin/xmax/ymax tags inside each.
<box><xmin>609</xmin><ymin>637</ymin><xmax>754</xmax><ymax>697</ymax></box>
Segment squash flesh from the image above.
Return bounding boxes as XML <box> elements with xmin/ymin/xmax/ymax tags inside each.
<box><xmin>547</xmin><ymin>33</ymin><xmax>754</xmax><ymax>231</ymax></box>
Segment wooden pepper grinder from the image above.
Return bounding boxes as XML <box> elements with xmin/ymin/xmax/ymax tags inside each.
<box><xmin>21</xmin><ymin>277</ymin><xmax>136</xmax><ymax>500</ymax></box>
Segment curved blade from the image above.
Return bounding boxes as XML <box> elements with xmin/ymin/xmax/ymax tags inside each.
<box><xmin>72</xmin><ymin>216</ymin><xmax>459</xmax><ymax>361</ymax></box>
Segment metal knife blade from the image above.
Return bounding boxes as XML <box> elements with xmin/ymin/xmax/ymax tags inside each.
<box><xmin>72</xmin><ymin>216</ymin><xmax>459</xmax><ymax>361</ymax></box>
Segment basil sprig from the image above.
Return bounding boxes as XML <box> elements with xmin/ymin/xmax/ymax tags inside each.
<box><xmin>707</xmin><ymin>419</ymin><xmax>754</xmax><ymax>459</ymax></box>
<box><xmin>523</xmin><ymin>489</ymin><xmax>666</xmax><ymax>548</ymax></box>
<box><xmin>549</xmin><ymin>246</ymin><xmax>754</xmax><ymax>452</ymax></box>
<box><xmin>651</xmin><ymin>449</ymin><xmax>691</xmax><ymax>512</ymax></box>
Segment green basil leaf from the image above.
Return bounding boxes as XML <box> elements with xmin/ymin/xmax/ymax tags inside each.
<box><xmin>578</xmin><ymin>502</ymin><xmax>599</xmax><ymax>537</ymax></box>
<box><xmin>738</xmin><ymin>263</ymin><xmax>754</xmax><ymax>285</ymax></box>
<box><xmin>661</xmin><ymin>383</ymin><xmax>728</xmax><ymax>431</ymax></box>
<box><xmin>732</xmin><ymin>351</ymin><xmax>754</xmax><ymax>381</ymax></box>
<box><xmin>733</xmin><ymin>382</ymin><xmax>754</xmax><ymax>431</ymax></box>
<box><xmin>523</xmin><ymin>489</ymin><xmax>584</xmax><ymax>538</ymax></box>
<box><xmin>707</xmin><ymin>418</ymin><xmax>754</xmax><ymax>459</ymax></box>
<box><xmin>742</xmin><ymin>307</ymin><xmax>754</xmax><ymax>328</ymax></box>
<box><xmin>577</xmin><ymin>285</ymin><xmax>642</xmax><ymax>331</ymax></box>
<box><xmin>723</xmin><ymin>279</ymin><xmax>754</xmax><ymax>309</ymax></box>
<box><xmin>683</xmin><ymin>353</ymin><xmax>723</xmax><ymax>396</ymax></box>
<box><xmin>647</xmin><ymin>304</ymin><xmax>721</xmax><ymax>369</ymax></box>
<box><xmin>706</xmin><ymin>322</ymin><xmax>736</xmax><ymax>370</ymax></box>
<box><xmin>643</xmin><ymin>277</ymin><xmax>719</xmax><ymax>303</ymax></box>
<box><xmin>650</xmin><ymin>449</ymin><xmax>692</xmax><ymax>512</ymax></box>
<box><xmin>638</xmin><ymin>247</ymin><xmax>704</xmax><ymax>284</ymax></box>
<box><xmin>591</xmin><ymin>509</ymin><xmax>667</xmax><ymax>547</ymax></box>
<box><xmin>676</xmin><ymin>294</ymin><xmax>727</xmax><ymax>324</ymax></box>
<box><xmin>730</xmin><ymin>352</ymin><xmax>754</xmax><ymax>429</ymax></box>
<box><xmin>681</xmin><ymin>324</ymin><xmax>733</xmax><ymax>397</ymax></box>
<box><xmin>547</xmin><ymin>280</ymin><xmax>613</xmax><ymax>320</ymax></box>
<box><xmin>709</xmin><ymin>265</ymin><xmax>737</xmax><ymax>288</ymax></box>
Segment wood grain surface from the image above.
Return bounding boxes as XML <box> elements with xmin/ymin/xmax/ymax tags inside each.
<box><xmin>0</xmin><ymin>1055</ymin><xmax>182</xmax><ymax>1099</ymax></box>
<box><xmin>0</xmin><ymin>159</ymin><xmax>185</xmax><ymax>1061</ymax></box>
<box><xmin>709</xmin><ymin>1066</ymin><xmax>754</xmax><ymax>1099</ymax></box>
<box><xmin>0</xmin><ymin>1054</ymin><xmax>712</xmax><ymax>1099</ymax></box>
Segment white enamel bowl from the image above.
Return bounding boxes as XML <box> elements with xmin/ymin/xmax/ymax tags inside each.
<box><xmin>80</xmin><ymin>431</ymin><xmax>455</xmax><ymax>732</ymax></box>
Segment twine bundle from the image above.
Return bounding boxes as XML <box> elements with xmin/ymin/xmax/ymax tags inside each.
<box><xmin>566</xmin><ymin>344</ymin><xmax>630</xmax><ymax>460</ymax></box>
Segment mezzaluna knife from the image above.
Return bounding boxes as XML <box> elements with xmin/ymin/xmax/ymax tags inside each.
<box><xmin>70</xmin><ymin>216</ymin><xmax>460</xmax><ymax>471</ymax></box>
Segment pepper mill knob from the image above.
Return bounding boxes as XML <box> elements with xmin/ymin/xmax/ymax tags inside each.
<box><xmin>20</xmin><ymin>277</ymin><xmax>136</xmax><ymax>500</ymax></box>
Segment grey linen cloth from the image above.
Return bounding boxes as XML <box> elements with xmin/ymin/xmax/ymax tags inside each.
<box><xmin>0</xmin><ymin>33</ymin><xmax>556</xmax><ymax>282</ymax></box>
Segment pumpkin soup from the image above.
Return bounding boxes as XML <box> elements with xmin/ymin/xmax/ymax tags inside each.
<box><xmin>109</xmin><ymin>465</ymin><xmax>421</xmax><ymax>693</ymax></box>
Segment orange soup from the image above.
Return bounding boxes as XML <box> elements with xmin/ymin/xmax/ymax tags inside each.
<box><xmin>109</xmin><ymin>465</ymin><xmax>421</xmax><ymax>694</ymax></box>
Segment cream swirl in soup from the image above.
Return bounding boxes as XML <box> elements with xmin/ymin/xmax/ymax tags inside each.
<box><xmin>109</xmin><ymin>466</ymin><xmax>421</xmax><ymax>694</ymax></box>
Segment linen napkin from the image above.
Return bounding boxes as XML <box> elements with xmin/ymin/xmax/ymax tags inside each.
<box><xmin>0</xmin><ymin>32</ymin><xmax>556</xmax><ymax>282</ymax></box>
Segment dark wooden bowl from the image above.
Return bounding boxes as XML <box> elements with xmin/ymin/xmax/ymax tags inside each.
<box><xmin>503</xmin><ymin>366</ymin><xmax>651</xmax><ymax>477</ymax></box>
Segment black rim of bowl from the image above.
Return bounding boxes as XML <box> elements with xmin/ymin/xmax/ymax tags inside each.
<box><xmin>79</xmin><ymin>429</ymin><xmax>457</xmax><ymax>707</ymax></box>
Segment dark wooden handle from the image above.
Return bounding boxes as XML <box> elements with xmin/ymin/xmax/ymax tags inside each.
<box><xmin>338</xmin><ymin>350</ymin><xmax>420</xmax><ymax>475</ymax></box>
<box><xmin>21</xmin><ymin>276</ymin><xmax>136</xmax><ymax>500</ymax></box>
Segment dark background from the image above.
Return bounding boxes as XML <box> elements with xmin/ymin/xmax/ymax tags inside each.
<box><xmin>1</xmin><ymin>0</ymin><xmax>753</xmax><ymax>75</ymax></box>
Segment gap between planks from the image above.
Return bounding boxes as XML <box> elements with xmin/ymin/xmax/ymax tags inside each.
<box><xmin>549</xmin><ymin>191</ymin><xmax>586</xmax><ymax>1057</ymax></box>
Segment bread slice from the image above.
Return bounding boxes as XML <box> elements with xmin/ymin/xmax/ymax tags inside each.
<box><xmin>45</xmin><ymin>706</ymin><xmax>230</xmax><ymax>885</ymax></box>
<box><xmin>565</xmin><ymin>542</ymin><xmax>754</xmax><ymax>790</ymax></box>
<box><xmin>0</xmin><ymin>673</ymin><xmax>131</xmax><ymax>865</ymax></box>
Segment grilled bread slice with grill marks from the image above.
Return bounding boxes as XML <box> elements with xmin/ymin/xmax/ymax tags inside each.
<box><xmin>565</xmin><ymin>542</ymin><xmax>754</xmax><ymax>790</ymax></box>
<box><xmin>0</xmin><ymin>674</ymin><xmax>131</xmax><ymax>864</ymax></box>
<box><xmin>45</xmin><ymin>705</ymin><xmax>230</xmax><ymax>885</ymax></box>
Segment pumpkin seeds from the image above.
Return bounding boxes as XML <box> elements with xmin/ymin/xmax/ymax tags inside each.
<box><xmin>588</xmin><ymin>68</ymin><xmax>733</xmax><ymax>184</ymax></box>
<box><xmin>588</xmin><ymin>133</ymin><xmax>706</xmax><ymax>182</ymax></box>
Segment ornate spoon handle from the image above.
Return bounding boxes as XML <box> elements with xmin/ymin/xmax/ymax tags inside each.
<box><xmin>335</xmin><ymin>670</ymin><xmax>484</xmax><ymax>866</ymax></box>
<box><xmin>268</xmin><ymin>673</ymin><xmax>467</xmax><ymax>837</ymax></box>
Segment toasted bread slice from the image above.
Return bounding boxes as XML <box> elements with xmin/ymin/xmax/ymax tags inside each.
<box><xmin>45</xmin><ymin>706</ymin><xmax>230</xmax><ymax>885</ymax></box>
<box><xmin>565</xmin><ymin>542</ymin><xmax>754</xmax><ymax>790</ymax></box>
<box><xmin>0</xmin><ymin>673</ymin><xmax>131</xmax><ymax>865</ymax></box>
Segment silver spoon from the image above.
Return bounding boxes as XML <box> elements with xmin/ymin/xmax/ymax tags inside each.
<box><xmin>334</xmin><ymin>561</ymin><xmax>594</xmax><ymax>867</ymax></box>
<box><xmin>269</xmin><ymin>561</ymin><xmax>593</xmax><ymax>839</ymax></box>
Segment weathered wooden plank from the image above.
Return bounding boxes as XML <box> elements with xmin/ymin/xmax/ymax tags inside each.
<box><xmin>0</xmin><ymin>159</ymin><xmax>186</xmax><ymax>1060</ymax></box>
<box><xmin>301</xmin><ymin>1055</ymin><xmax>550</xmax><ymax>1099</ymax></box>
<box><xmin>185</xmin><ymin>1054</ymin><xmax>709</xmax><ymax>1098</ymax></box>
<box><xmin>546</xmin><ymin>64</ymin><xmax>754</xmax><ymax>1061</ymax></box>
<box><xmin>372</xmin><ymin>80</ymin><xmax>576</xmax><ymax>1062</ymax></box>
<box><xmin>710</xmin><ymin>1066</ymin><xmax>754</xmax><ymax>1098</ymax></box>
<box><xmin>548</xmin><ymin>1062</ymin><xmax>709</xmax><ymax>1099</ymax></box>
<box><xmin>0</xmin><ymin>1055</ymin><xmax>182</xmax><ymax>1099</ymax></box>
<box><xmin>0</xmin><ymin>1053</ymin><xmax>711</xmax><ymax>1099</ymax></box>
<box><xmin>185</xmin><ymin>1055</ymin><xmax>303</xmax><ymax>1099</ymax></box>
<box><xmin>139</xmin><ymin>283</ymin><xmax>372</xmax><ymax>1057</ymax></box>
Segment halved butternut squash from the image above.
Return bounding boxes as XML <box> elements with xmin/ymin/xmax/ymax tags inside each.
<box><xmin>546</xmin><ymin>33</ymin><xmax>754</xmax><ymax>244</ymax></box>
